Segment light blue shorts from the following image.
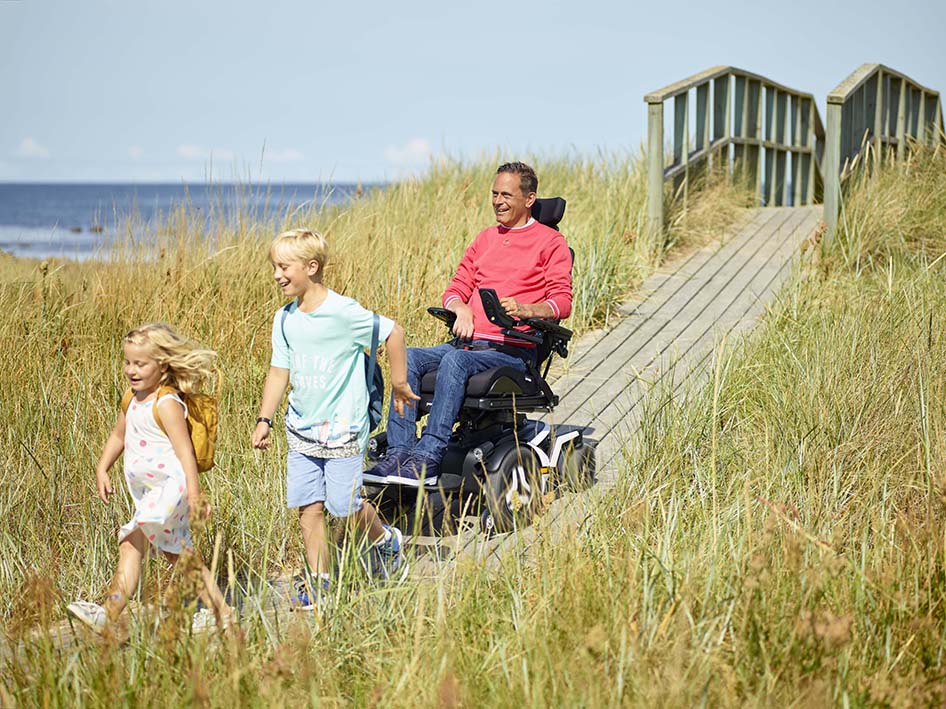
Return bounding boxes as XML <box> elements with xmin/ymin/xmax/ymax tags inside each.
<box><xmin>286</xmin><ymin>451</ymin><xmax>364</xmax><ymax>517</ymax></box>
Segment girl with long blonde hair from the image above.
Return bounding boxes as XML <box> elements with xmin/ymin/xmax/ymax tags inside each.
<box><xmin>67</xmin><ymin>323</ymin><xmax>232</xmax><ymax>633</ymax></box>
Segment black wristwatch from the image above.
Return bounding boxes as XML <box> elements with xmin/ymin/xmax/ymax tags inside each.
<box><xmin>256</xmin><ymin>417</ymin><xmax>272</xmax><ymax>427</ymax></box>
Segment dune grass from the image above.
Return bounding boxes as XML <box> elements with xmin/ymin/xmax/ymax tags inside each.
<box><xmin>9</xmin><ymin>142</ymin><xmax>939</xmax><ymax>705</ymax></box>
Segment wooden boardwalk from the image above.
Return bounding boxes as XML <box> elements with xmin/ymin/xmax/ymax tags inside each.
<box><xmin>420</xmin><ymin>205</ymin><xmax>823</xmax><ymax>567</ymax></box>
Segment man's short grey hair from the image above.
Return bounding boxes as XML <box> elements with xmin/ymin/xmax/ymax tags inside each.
<box><xmin>497</xmin><ymin>161</ymin><xmax>538</xmax><ymax>195</ymax></box>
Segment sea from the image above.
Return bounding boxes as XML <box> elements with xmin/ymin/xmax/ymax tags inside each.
<box><xmin>0</xmin><ymin>182</ymin><xmax>365</xmax><ymax>261</ymax></box>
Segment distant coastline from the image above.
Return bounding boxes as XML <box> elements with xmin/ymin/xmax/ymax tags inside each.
<box><xmin>0</xmin><ymin>182</ymin><xmax>381</xmax><ymax>261</ymax></box>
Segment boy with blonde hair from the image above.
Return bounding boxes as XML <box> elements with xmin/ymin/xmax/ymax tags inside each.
<box><xmin>253</xmin><ymin>228</ymin><xmax>419</xmax><ymax>607</ymax></box>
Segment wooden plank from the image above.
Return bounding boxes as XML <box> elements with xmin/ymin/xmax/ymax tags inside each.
<box><xmin>874</xmin><ymin>70</ymin><xmax>885</xmax><ymax>164</ymax></box>
<box><xmin>792</xmin><ymin>96</ymin><xmax>802</xmax><ymax>205</ymax></box>
<box><xmin>647</xmin><ymin>102</ymin><xmax>665</xmax><ymax>239</ymax></box>
<box><xmin>714</xmin><ymin>76</ymin><xmax>730</xmax><ymax>142</ymax></box>
<box><xmin>752</xmin><ymin>81</ymin><xmax>764</xmax><ymax>200</ymax></box>
<box><xmin>734</xmin><ymin>75</ymin><xmax>747</xmax><ymax>137</ymax></box>
<box><xmin>910</xmin><ymin>87</ymin><xmax>922</xmax><ymax>138</ymax></box>
<box><xmin>823</xmin><ymin>102</ymin><xmax>843</xmax><ymax>240</ymax></box>
<box><xmin>896</xmin><ymin>78</ymin><xmax>907</xmax><ymax>160</ymax></box>
<box><xmin>841</xmin><ymin>99</ymin><xmax>854</xmax><ymax>169</ymax></box>
<box><xmin>674</xmin><ymin>91</ymin><xmax>690</xmax><ymax>210</ymax></box>
<box><xmin>764</xmin><ymin>88</ymin><xmax>776</xmax><ymax>205</ymax></box>
<box><xmin>646</xmin><ymin>66</ymin><xmax>818</xmax><ymax>104</ymax></box>
<box><xmin>696</xmin><ymin>82</ymin><xmax>709</xmax><ymax>152</ymax></box>
<box><xmin>747</xmin><ymin>80</ymin><xmax>761</xmax><ymax>139</ymax></box>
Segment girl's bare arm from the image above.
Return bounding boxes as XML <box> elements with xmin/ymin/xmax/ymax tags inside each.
<box><xmin>95</xmin><ymin>412</ymin><xmax>126</xmax><ymax>503</ymax></box>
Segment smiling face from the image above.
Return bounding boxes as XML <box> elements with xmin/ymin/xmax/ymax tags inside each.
<box><xmin>272</xmin><ymin>257</ymin><xmax>319</xmax><ymax>299</ymax></box>
<box><xmin>491</xmin><ymin>172</ymin><xmax>536</xmax><ymax>228</ymax></box>
<box><xmin>123</xmin><ymin>342</ymin><xmax>167</xmax><ymax>395</ymax></box>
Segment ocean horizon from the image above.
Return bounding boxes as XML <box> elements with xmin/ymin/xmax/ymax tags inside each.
<box><xmin>0</xmin><ymin>181</ymin><xmax>374</xmax><ymax>261</ymax></box>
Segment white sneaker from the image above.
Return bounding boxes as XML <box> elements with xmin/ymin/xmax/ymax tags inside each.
<box><xmin>191</xmin><ymin>608</ymin><xmax>234</xmax><ymax>633</ymax></box>
<box><xmin>67</xmin><ymin>601</ymin><xmax>107</xmax><ymax>634</ymax></box>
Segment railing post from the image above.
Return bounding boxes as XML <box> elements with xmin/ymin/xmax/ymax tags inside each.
<box><xmin>896</xmin><ymin>79</ymin><xmax>907</xmax><ymax>161</ymax></box>
<box><xmin>823</xmin><ymin>100</ymin><xmax>843</xmax><ymax>243</ymax></box>
<box><xmin>647</xmin><ymin>100</ymin><xmax>665</xmax><ymax>242</ymax></box>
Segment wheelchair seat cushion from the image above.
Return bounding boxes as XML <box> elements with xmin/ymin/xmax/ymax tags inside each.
<box><xmin>420</xmin><ymin>365</ymin><xmax>540</xmax><ymax>398</ymax></box>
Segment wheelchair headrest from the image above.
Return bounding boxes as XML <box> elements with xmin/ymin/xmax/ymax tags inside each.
<box><xmin>531</xmin><ymin>197</ymin><xmax>566</xmax><ymax>230</ymax></box>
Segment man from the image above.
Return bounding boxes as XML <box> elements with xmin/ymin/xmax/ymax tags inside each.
<box><xmin>374</xmin><ymin>161</ymin><xmax>573</xmax><ymax>485</ymax></box>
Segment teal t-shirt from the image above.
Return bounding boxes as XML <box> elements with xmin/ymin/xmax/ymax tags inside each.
<box><xmin>271</xmin><ymin>290</ymin><xmax>394</xmax><ymax>450</ymax></box>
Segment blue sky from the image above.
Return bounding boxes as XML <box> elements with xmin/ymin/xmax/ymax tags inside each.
<box><xmin>2</xmin><ymin>0</ymin><xmax>943</xmax><ymax>184</ymax></box>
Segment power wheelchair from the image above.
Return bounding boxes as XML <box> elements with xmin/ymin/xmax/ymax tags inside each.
<box><xmin>363</xmin><ymin>197</ymin><xmax>596</xmax><ymax>535</ymax></box>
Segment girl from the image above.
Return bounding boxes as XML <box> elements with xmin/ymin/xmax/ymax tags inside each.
<box><xmin>67</xmin><ymin>323</ymin><xmax>232</xmax><ymax>633</ymax></box>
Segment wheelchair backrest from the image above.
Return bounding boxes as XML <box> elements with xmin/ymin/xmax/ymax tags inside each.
<box><xmin>530</xmin><ymin>197</ymin><xmax>572</xmax><ymax>370</ymax></box>
<box><xmin>531</xmin><ymin>197</ymin><xmax>566</xmax><ymax>230</ymax></box>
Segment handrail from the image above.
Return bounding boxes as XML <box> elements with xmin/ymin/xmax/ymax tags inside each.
<box><xmin>823</xmin><ymin>64</ymin><xmax>945</xmax><ymax>241</ymax></box>
<box><xmin>645</xmin><ymin>66</ymin><xmax>825</xmax><ymax>240</ymax></box>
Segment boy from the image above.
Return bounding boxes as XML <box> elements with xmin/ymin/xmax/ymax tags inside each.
<box><xmin>252</xmin><ymin>228</ymin><xmax>419</xmax><ymax>608</ymax></box>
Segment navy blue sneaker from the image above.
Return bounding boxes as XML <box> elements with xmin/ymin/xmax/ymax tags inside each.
<box><xmin>290</xmin><ymin>572</ymin><xmax>331</xmax><ymax>611</ymax></box>
<box><xmin>384</xmin><ymin>453</ymin><xmax>439</xmax><ymax>487</ymax></box>
<box><xmin>369</xmin><ymin>448</ymin><xmax>412</xmax><ymax>478</ymax></box>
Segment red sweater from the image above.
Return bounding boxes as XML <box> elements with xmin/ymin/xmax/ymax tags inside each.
<box><xmin>442</xmin><ymin>220</ymin><xmax>573</xmax><ymax>347</ymax></box>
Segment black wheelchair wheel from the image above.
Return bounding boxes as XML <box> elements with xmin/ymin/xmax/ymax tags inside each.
<box><xmin>483</xmin><ymin>446</ymin><xmax>544</xmax><ymax>534</ymax></box>
<box><xmin>556</xmin><ymin>441</ymin><xmax>597</xmax><ymax>492</ymax></box>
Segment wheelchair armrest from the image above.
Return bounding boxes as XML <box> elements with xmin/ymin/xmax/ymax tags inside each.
<box><xmin>519</xmin><ymin>317</ymin><xmax>573</xmax><ymax>342</ymax></box>
<box><xmin>479</xmin><ymin>288</ymin><xmax>518</xmax><ymax>329</ymax></box>
<box><xmin>427</xmin><ymin>307</ymin><xmax>457</xmax><ymax>329</ymax></box>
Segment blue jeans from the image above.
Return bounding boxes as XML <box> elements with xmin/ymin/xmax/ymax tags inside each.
<box><xmin>385</xmin><ymin>342</ymin><xmax>533</xmax><ymax>463</ymax></box>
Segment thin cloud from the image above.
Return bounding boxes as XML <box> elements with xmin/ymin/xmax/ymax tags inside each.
<box><xmin>128</xmin><ymin>146</ymin><xmax>144</xmax><ymax>159</ymax></box>
<box><xmin>264</xmin><ymin>147</ymin><xmax>304</xmax><ymax>163</ymax></box>
<box><xmin>383</xmin><ymin>137</ymin><xmax>432</xmax><ymax>172</ymax></box>
<box><xmin>16</xmin><ymin>137</ymin><xmax>50</xmax><ymax>159</ymax></box>
<box><xmin>176</xmin><ymin>144</ymin><xmax>235</xmax><ymax>161</ymax></box>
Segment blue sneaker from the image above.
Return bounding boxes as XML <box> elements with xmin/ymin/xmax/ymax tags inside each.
<box><xmin>384</xmin><ymin>453</ymin><xmax>439</xmax><ymax>487</ymax></box>
<box><xmin>290</xmin><ymin>572</ymin><xmax>331</xmax><ymax>611</ymax></box>
<box><xmin>368</xmin><ymin>524</ymin><xmax>405</xmax><ymax>580</ymax></box>
<box><xmin>369</xmin><ymin>448</ymin><xmax>411</xmax><ymax>478</ymax></box>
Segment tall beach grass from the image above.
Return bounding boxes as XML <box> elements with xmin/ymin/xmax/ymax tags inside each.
<box><xmin>19</xmin><ymin>144</ymin><xmax>920</xmax><ymax>704</ymax></box>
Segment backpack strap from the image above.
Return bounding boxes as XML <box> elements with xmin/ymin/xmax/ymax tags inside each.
<box><xmin>152</xmin><ymin>385</ymin><xmax>184</xmax><ymax>436</ymax></box>
<box><xmin>120</xmin><ymin>387</ymin><xmax>134</xmax><ymax>414</ymax></box>
<box><xmin>367</xmin><ymin>313</ymin><xmax>380</xmax><ymax>380</ymax></box>
<box><xmin>279</xmin><ymin>302</ymin><xmax>293</xmax><ymax>351</ymax></box>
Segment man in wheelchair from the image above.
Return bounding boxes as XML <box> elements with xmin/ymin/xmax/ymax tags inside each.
<box><xmin>372</xmin><ymin>162</ymin><xmax>572</xmax><ymax>484</ymax></box>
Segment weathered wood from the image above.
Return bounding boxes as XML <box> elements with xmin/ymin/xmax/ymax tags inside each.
<box><xmin>734</xmin><ymin>75</ymin><xmax>747</xmax><ymax>137</ymax></box>
<box><xmin>674</xmin><ymin>92</ymin><xmax>690</xmax><ymax>210</ymax></box>
<box><xmin>823</xmin><ymin>101</ymin><xmax>843</xmax><ymax>241</ymax></box>
<box><xmin>646</xmin><ymin>65</ymin><xmax>818</xmax><ymax>104</ymax></box>
<box><xmin>896</xmin><ymin>78</ymin><xmax>907</xmax><ymax>160</ymax></box>
<box><xmin>696</xmin><ymin>82</ymin><xmax>709</xmax><ymax>152</ymax></box>
<box><xmin>714</xmin><ymin>76</ymin><xmax>730</xmax><ymax>142</ymax></box>
<box><xmin>647</xmin><ymin>102</ymin><xmax>665</xmax><ymax>241</ymax></box>
<box><xmin>646</xmin><ymin>67</ymin><xmax>830</xmax><ymax>236</ymax></box>
<box><xmin>874</xmin><ymin>70</ymin><xmax>885</xmax><ymax>163</ymax></box>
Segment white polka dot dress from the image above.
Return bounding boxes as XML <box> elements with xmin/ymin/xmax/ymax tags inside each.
<box><xmin>118</xmin><ymin>393</ymin><xmax>192</xmax><ymax>554</ymax></box>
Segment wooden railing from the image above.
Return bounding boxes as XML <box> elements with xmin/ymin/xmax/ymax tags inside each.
<box><xmin>645</xmin><ymin>66</ymin><xmax>825</xmax><ymax>238</ymax></box>
<box><xmin>823</xmin><ymin>64</ymin><xmax>945</xmax><ymax>240</ymax></box>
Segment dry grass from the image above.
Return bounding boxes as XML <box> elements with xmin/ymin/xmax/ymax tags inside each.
<box><xmin>8</xmin><ymin>149</ymin><xmax>893</xmax><ymax>705</ymax></box>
